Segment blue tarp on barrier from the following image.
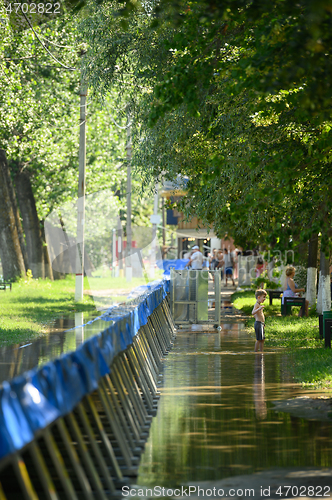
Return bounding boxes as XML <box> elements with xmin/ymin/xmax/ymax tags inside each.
<box><xmin>156</xmin><ymin>259</ymin><xmax>189</xmax><ymax>276</ymax></box>
<box><xmin>156</xmin><ymin>259</ymin><xmax>210</xmax><ymax>275</ymax></box>
<box><xmin>0</xmin><ymin>279</ymin><xmax>169</xmax><ymax>460</ymax></box>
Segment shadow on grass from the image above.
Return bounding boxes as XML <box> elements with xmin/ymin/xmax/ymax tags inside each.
<box><xmin>3</xmin><ymin>295</ymin><xmax>96</xmax><ymax>329</ymax></box>
<box><xmin>10</xmin><ymin>295</ymin><xmax>96</xmax><ymax>306</ymax></box>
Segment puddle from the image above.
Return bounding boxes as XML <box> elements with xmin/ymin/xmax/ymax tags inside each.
<box><xmin>137</xmin><ymin>323</ymin><xmax>332</xmax><ymax>488</ymax></box>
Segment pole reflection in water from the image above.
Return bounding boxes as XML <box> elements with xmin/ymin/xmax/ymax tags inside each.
<box><xmin>137</xmin><ymin>323</ymin><xmax>332</xmax><ymax>487</ymax></box>
<box><xmin>75</xmin><ymin>312</ymin><xmax>84</xmax><ymax>348</ymax></box>
<box><xmin>253</xmin><ymin>354</ymin><xmax>267</xmax><ymax>420</ymax></box>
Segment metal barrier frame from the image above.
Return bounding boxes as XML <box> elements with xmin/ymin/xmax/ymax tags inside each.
<box><xmin>0</xmin><ymin>297</ymin><xmax>176</xmax><ymax>499</ymax></box>
<box><xmin>170</xmin><ymin>269</ymin><xmax>221</xmax><ymax>326</ymax></box>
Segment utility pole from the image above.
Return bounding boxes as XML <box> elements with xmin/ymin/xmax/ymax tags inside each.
<box><xmin>109</xmin><ymin>107</ymin><xmax>132</xmax><ymax>281</ymax></box>
<box><xmin>126</xmin><ymin>110</ymin><xmax>132</xmax><ymax>282</ymax></box>
<box><xmin>118</xmin><ymin>216</ymin><xmax>123</xmax><ymax>278</ymax></box>
<box><xmin>112</xmin><ymin>228</ymin><xmax>116</xmax><ymax>277</ymax></box>
<box><xmin>75</xmin><ymin>78</ymin><xmax>87</xmax><ymax>301</ymax></box>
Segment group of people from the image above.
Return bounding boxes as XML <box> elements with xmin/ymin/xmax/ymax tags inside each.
<box><xmin>185</xmin><ymin>246</ymin><xmax>238</xmax><ymax>286</ymax></box>
<box><xmin>185</xmin><ymin>246</ymin><xmax>313</xmax><ymax>353</ymax></box>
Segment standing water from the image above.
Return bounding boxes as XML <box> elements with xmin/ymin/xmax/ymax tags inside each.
<box><xmin>137</xmin><ymin>322</ymin><xmax>332</xmax><ymax>491</ymax></box>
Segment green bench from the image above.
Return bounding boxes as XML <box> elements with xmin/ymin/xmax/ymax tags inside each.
<box><xmin>266</xmin><ymin>289</ymin><xmax>282</xmax><ymax>306</ymax></box>
<box><xmin>281</xmin><ymin>296</ymin><xmax>305</xmax><ymax>316</ymax></box>
<box><xmin>0</xmin><ymin>281</ymin><xmax>12</xmax><ymax>291</ymax></box>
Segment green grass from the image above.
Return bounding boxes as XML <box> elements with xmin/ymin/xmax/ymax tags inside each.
<box><xmin>87</xmin><ymin>275</ymin><xmax>153</xmax><ymax>291</ymax></box>
<box><xmin>232</xmin><ymin>290</ymin><xmax>332</xmax><ymax>389</ymax></box>
<box><xmin>87</xmin><ymin>268</ymin><xmax>164</xmax><ymax>291</ymax></box>
<box><xmin>0</xmin><ymin>270</ymin><xmax>164</xmax><ymax>348</ymax></box>
<box><xmin>289</xmin><ymin>349</ymin><xmax>332</xmax><ymax>389</ymax></box>
<box><xmin>0</xmin><ymin>275</ymin><xmax>96</xmax><ymax>347</ymax></box>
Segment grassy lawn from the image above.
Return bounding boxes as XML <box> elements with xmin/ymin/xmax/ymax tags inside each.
<box><xmin>232</xmin><ymin>290</ymin><xmax>332</xmax><ymax>389</ymax></box>
<box><xmin>87</xmin><ymin>274</ymin><xmax>156</xmax><ymax>291</ymax></box>
<box><xmin>0</xmin><ymin>270</ymin><xmax>163</xmax><ymax>348</ymax></box>
<box><xmin>0</xmin><ymin>274</ymin><xmax>97</xmax><ymax>347</ymax></box>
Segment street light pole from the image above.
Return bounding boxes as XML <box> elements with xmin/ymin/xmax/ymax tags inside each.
<box><xmin>75</xmin><ymin>79</ymin><xmax>87</xmax><ymax>301</ymax></box>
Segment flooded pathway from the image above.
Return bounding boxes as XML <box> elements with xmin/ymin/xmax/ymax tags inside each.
<box><xmin>137</xmin><ymin>321</ymin><xmax>332</xmax><ymax>493</ymax></box>
<box><xmin>0</xmin><ymin>312</ymin><xmax>111</xmax><ymax>383</ymax></box>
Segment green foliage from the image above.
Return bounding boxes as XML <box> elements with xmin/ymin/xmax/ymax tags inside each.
<box><xmin>81</xmin><ymin>0</ymin><xmax>332</xmax><ymax>252</ymax></box>
<box><xmin>0</xmin><ymin>7</ymin><xmax>155</xmax><ymax>274</ymax></box>
<box><xmin>0</xmin><ymin>275</ymin><xmax>95</xmax><ymax>347</ymax></box>
<box><xmin>293</xmin><ymin>266</ymin><xmax>307</xmax><ymax>290</ymax></box>
<box><xmin>231</xmin><ymin>290</ymin><xmax>256</xmax><ymax>315</ymax></box>
<box><xmin>251</xmin><ymin>270</ymin><xmax>281</xmax><ymax>290</ymax></box>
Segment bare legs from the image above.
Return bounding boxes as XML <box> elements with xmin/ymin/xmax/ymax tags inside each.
<box><xmin>255</xmin><ymin>340</ymin><xmax>265</xmax><ymax>352</ymax></box>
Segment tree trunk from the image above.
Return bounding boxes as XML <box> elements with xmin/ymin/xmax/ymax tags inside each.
<box><xmin>306</xmin><ymin>234</ymin><xmax>318</xmax><ymax>307</ymax></box>
<box><xmin>0</xmin><ymin>150</ymin><xmax>26</xmax><ymax>280</ymax></box>
<box><xmin>15</xmin><ymin>170</ymin><xmax>45</xmax><ymax>279</ymax></box>
<box><xmin>40</xmin><ymin>220</ymin><xmax>53</xmax><ymax>280</ymax></box>
<box><xmin>5</xmin><ymin>160</ymin><xmax>29</xmax><ymax>270</ymax></box>
<box><xmin>317</xmin><ymin>270</ymin><xmax>322</xmax><ymax>314</ymax></box>
<box><xmin>317</xmin><ymin>250</ymin><xmax>331</xmax><ymax>314</ymax></box>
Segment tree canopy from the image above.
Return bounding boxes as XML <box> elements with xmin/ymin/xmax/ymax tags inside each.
<box><xmin>81</xmin><ymin>0</ymin><xmax>332</xmax><ymax>253</ymax></box>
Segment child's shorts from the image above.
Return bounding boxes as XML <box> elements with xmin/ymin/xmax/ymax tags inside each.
<box><xmin>254</xmin><ymin>321</ymin><xmax>265</xmax><ymax>341</ymax></box>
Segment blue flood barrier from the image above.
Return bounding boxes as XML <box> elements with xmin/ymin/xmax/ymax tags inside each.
<box><xmin>0</xmin><ymin>278</ymin><xmax>170</xmax><ymax>461</ymax></box>
<box><xmin>156</xmin><ymin>259</ymin><xmax>189</xmax><ymax>276</ymax></box>
<box><xmin>156</xmin><ymin>259</ymin><xmax>210</xmax><ymax>275</ymax></box>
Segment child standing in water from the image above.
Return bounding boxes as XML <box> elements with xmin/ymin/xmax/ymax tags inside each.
<box><xmin>252</xmin><ymin>289</ymin><xmax>267</xmax><ymax>352</ymax></box>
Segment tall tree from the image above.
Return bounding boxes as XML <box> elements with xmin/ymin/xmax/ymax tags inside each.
<box><xmin>317</xmin><ymin>248</ymin><xmax>331</xmax><ymax>314</ymax></box>
<box><xmin>1</xmin><ymin>159</ymin><xmax>28</xmax><ymax>270</ymax></box>
<box><xmin>306</xmin><ymin>235</ymin><xmax>319</xmax><ymax>307</ymax></box>
<box><xmin>0</xmin><ymin>12</ymin><xmax>131</xmax><ymax>279</ymax></box>
<box><xmin>0</xmin><ymin>150</ymin><xmax>26</xmax><ymax>279</ymax></box>
<box><xmin>81</xmin><ymin>0</ymin><xmax>332</xmax><ymax>251</ymax></box>
<box><xmin>15</xmin><ymin>169</ymin><xmax>45</xmax><ymax>279</ymax></box>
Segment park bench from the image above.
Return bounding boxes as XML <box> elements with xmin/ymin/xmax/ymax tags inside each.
<box><xmin>266</xmin><ymin>289</ymin><xmax>282</xmax><ymax>306</ymax></box>
<box><xmin>281</xmin><ymin>296</ymin><xmax>305</xmax><ymax>317</ymax></box>
<box><xmin>0</xmin><ymin>281</ymin><xmax>12</xmax><ymax>291</ymax></box>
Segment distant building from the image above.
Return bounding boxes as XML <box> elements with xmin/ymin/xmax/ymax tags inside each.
<box><xmin>160</xmin><ymin>179</ymin><xmax>238</xmax><ymax>259</ymax></box>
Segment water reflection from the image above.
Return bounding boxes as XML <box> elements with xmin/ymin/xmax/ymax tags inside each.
<box><xmin>138</xmin><ymin>324</ymin><xmax>332</xmax><ymax>487</ymax></box>
<box><xmin>253</xmin><ymin>354</ymin><xmax>267</xmax><ymax>420</ymax></box>
<box><xmin>0</xmin><ymin>313</ymin><xmax>113</xmax><ymax>385</ymax></box>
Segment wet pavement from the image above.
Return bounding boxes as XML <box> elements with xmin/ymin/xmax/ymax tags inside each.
<box><xmin>136</xmin><ymin>318</ymin><xmax>332</xmax><ymax>496</ymax></box>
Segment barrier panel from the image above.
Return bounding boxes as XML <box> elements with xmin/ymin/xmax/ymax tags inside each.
<box><xmin>170</xmin><ymin>269</ymin><xmax>221</xmax><ymax>326</ymax></box>
<box><xmin>0</xmin><ymin>279</ymin><xmax>175</xmax><ymax>499</ymax></box>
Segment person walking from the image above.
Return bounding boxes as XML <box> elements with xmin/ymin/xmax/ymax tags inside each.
<box><xmin>186</xmin><ymin>245</ymin><xmax>204</xmax><ymax>270</ymax></box>
<box><xmin>223</xmin><ymin>248</ymin><xmax>235</xmax><ymax>286</ymax></box>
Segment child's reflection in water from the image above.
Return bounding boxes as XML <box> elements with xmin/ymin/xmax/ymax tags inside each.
<box><xmin>253</xmin><ymin>354</ymin><xmax>267</xmax><ymax>420</ymax></box>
